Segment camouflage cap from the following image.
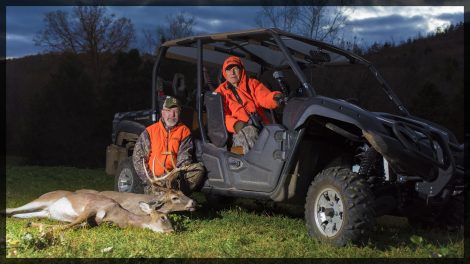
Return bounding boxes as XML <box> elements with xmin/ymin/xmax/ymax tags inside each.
<box><xmin>162</xmin><ymin>96</ymin><xmax>181</xmax><ymax>109</ymax></box>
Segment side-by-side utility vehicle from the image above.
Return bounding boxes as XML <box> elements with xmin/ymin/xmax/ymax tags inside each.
<box><xmin>105</xmin><ymin>28</ymin><xmax>465</xmax><ymax>246</ymax></box>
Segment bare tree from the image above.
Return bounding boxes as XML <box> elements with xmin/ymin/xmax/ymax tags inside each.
<box><xmin>34</xmin><ymin>5</ymin><xmax>135</xmax><ymax>74</ymax></box>
<box><xmin>296</xmin><ymin>5</ymin><xmax>349</xmax><ymax>43</ymax></box>
<box><xmin>141</xmin><ymin>12</ymin><xmax>196</xmax><ymax>55</ymax></box>
<box><xmin>161</xmin><ymin>12</ymin><xmax>196</xmax><ymax>40</ymax></box>
<box><xmin>141</xmin><ymin>28</ymin><xmax>158</xmax><ymax>55</ymax></box>
<box><xmin>255</xmin><ymin>6</ymin><xmax>299</xmax><ymax>32</ymax></box>
<box><xmin>255</xmin><ymin>2</ymin><xmax>351</xmax><ymax>44</ymax></box>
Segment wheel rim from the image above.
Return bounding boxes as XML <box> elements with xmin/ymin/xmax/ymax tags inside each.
<box><xmin>313</xmin><ymin>187</ymin><xmax>344</xmax><ymax>237</ymax></box>
<box><xmin>118</xmin><ymin>168</ymin><xmax>133</xmax><ymax>192</ymax></box>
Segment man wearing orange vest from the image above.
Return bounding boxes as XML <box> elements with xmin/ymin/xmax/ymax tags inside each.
<box><xmin>132</xmin><ymin>96</ymin><xmax>205</xmax><ymax>194</ymax></box>
<box><xmin>215</xmin><ymin>56</ymin><xmax>285</xmax><ymax>154</ymax></box>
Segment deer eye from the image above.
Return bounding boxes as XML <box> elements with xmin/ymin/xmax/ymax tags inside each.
<box><xmin>160</xmin><ymin>215</ymin><xmax>167</xmax><ymax>221</ymax></box>
<box><xmin>171</xmin><ymin>196</ymin><xmax>179</xmax><ymax>202</ymax></box>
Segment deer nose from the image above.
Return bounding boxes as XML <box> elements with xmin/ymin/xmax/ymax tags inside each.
<box><xmin>186</xmin><ymin>199</ymin><xmax>196</xmax><ymax>211</ymax></box>
<box><xmin>164</xmin><ymin>227</ymin><xmax>175</xmax><ymax>234</ymax></box>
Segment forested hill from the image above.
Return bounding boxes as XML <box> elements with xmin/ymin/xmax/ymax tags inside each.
<box><xmin>363</xmin><ymin>23</ymin><xmax>463</xmax><ymax>139</ymax></box>
<box><xmin>6</xmin><ymin>23</ymin><xmax>464</xmax><ymax>167</ymax></box>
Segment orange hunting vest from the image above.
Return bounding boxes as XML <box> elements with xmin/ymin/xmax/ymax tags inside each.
<box><xmin>146</xmin><ymin>120</ymin><xmax>191</xmax><ymax>177</ymax></box>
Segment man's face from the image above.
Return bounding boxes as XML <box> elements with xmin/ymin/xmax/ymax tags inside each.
<box><xmin>161</xmin><ymin>107</ymin><xmax>180</xmax><ymax>128</ymax></box>
<box><xmin>225</xmin><ymin>65</ymin><xmax>241</xmax><ymax>86</ymax></box>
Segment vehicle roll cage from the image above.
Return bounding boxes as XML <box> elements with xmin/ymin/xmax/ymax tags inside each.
<box><xmin>151</xmin><ymin>28</ymin><xmax>411</xmax><ymax>132</ymax></box>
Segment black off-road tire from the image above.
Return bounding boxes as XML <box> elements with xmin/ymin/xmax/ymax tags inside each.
<box><xmin>305</xmin><ymin>166</ymin><xmax>376</xmax><ymax>246</ymax></box>
<box><xmin>114</xmin><ymin>157</ymin><xmax>144</xmax><ymax>194</ymax></box>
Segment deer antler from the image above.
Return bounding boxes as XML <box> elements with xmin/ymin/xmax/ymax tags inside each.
<box><xmin>142</xmin><ymin>156</ymin><xmax>192</xmax><ymax>193</ymax></box>
<box><xmin>143</xmin><ymin>156</ymin><xmax>173</xmax><ymax>185</ymax></box>
<box><xmin>164</xmin><ymin>154</ymin><xmax>179</xmax><ymax>189</ymax></box>
<box><xmin>152</xmin><ymin>155</ymin><xmax>169</xmax><ymax>177</ymax></box>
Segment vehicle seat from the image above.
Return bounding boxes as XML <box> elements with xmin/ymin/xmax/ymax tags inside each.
<box><xmin>217</xmin><ymin>69</ymin><xmax>225</xmax><ymax>85</ymax></box>
<box><xmin>172</xmin><ymin>73</ymin><xmax>186</xmax><ymax>101</ymax></box>
<box><xmin>203</xmin><ymin>66</ymin><xmax>216</xmax><ymax>91</ymax></box>
<box><xmin>204</xmin><ymin>92</ymin><xmax>228</xmax><ymax>148</ymax></box>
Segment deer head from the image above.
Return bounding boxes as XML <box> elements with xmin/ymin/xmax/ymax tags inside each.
<box><xmin>146</xmin><ymin>188</ymin><xmax>197</xmax><ymax>213</ymax></box>
<box><xmin>138</xmin><ymin>201</ymin><xmax>174</xmax><ymax>233</ymax></box>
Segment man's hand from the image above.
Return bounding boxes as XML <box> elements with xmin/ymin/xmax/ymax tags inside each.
<box><xmin>234</xmin><ymin>121</ymin><xmax>248</xmax><ymax>133</ymax></box>
<box><xmin>273</xmin><ymin>93</ymin><xmax>286</xmax><ymax>107</ymax></box>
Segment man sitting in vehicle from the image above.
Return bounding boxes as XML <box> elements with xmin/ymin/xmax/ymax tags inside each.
<box><xmin>215</xmin><ymin>56</ymin><xmax>284</xmax><ymax>154</ymax></box>
<box><xmin>132</xmin><ymin>96</ymin><xmax>205</xmax><ymax>194</ymax></box>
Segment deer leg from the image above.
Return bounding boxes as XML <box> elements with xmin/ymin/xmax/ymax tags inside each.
<box><xmin>56</xmin><ymin>209</ymin><xmax>97</xmax><ymax>231</ymax></box>
<box><xmin>6</xmin><ymin>201</ymin><xmax>51</xmax><ymax>216</ymax></box>
<box><xmin>10</xmin><ymin>211</ymin><xmax>50</xmax><ymax>219</ymax></box>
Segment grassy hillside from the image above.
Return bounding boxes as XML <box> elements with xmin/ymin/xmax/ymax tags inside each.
<box><xmin>364</xmin><ymin>24</ymin><xmax>464</xmax><ymax>140</ymax></box>
<box><xmin>312</xmin><ymin>23</ymin><xmax>464</xmax><ymax>141</ymax></box>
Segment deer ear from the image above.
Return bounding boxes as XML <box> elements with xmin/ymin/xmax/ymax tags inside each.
<box><xmin>138</xmin><ymin>201</ymin><xmax>153</xmax><ymax>214</ymax></box>
<box><xmin>148</xmin><ymin>200</ymin><xmax>164</xmax><ymax>210</ymax></box>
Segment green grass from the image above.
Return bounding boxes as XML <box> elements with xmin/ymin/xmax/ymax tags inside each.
<box><xmin>5</xmin><ymin>164</ymin><xmax>464</xmax><ymax>258</ymax></box>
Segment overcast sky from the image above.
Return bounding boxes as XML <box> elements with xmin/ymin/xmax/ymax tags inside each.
<box><xmin>5</xmin><ymin>5</ymin><xmax>465</xmax><ymax>59</ymax></box>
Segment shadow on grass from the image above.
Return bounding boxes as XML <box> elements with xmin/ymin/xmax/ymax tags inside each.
<box><xmin>226</xmin><ymin>198</ymin><xmax>304</xmax><ymax>219</ymax></box>
<box><xmin>185</xmin><ymin>195</ymin><xmax>305</xmax><ymax>222</ymax></box>
<box><xmin>187</xmin><ymin>194</ymin><xmax>464</xmax><ymax>250</ymax></box>
<box><xmin>172</xmin><ymin>195</ymin><xmax>299</xmax><ymax>231</ymax></box>
<box><xmin>367</xmin><ymin>216</ymin><xmax>464</xmax><ymax>250</ymax></box>
<box><xmin>167</xmin><ymin>193</ymin><xmax>226</xmax><ymax>232</ymax></box>
<box><xmin>175</xmin><ymin>205</ymin><xmax>224</xmax><ymax>221</ymax></box>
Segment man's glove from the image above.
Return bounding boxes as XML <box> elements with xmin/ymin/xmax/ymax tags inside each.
<box><xmin>234</xmin><ymin>121</ymin><xmax>248</xmax><ymax>133</ymax></box>
<box><xmin>273</xmin><ymin>93</ymin><xmax>286</xmax><ymax>107</ymax></box>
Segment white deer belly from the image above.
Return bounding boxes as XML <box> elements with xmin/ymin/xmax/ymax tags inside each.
<box><xmin>48</xmin><ymin>197</ymin><xmax>79</xmax><ymax>222</ymax></box>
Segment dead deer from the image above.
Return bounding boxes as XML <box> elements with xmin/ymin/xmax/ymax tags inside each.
<box><xmin>75</xmin><ymin>188</ymin><xmax>196</xmax><ymax>214</ymax></box>
<box><xmin>6</xmin><ymin>191</ymin><xmax>174</xmax><ymax>233</ymax></box>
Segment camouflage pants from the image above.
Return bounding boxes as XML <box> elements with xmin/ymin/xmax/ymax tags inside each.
<box><xmin>179</xmin><ymin>162</ymin><xmax>205</xmax><ymax>194</ymax></box>
<box><xmin>145</xmin><ymin>162</ymin><xmax>205</xmax><ymax>195</ymax></box>
<box><xmin>232</xmin><ymin>125</ymin><xmax>259</xmax><ymax>154</ymax></box>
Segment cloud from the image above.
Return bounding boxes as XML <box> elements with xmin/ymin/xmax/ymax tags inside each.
<box><xmin>6</xmin><ymin>33</ymin><xmax>32</xmax><ymax>43</ymax></box>
<box><xmin>349</xmin><ymin>6</ymin><xmax>463</xmax><ymax>21</ymax></box>
<box><xmin>108</xmin><ymin>6</ymin><xmax>260</xmax><ymax>33</ymax></box>
<box><xmin>5</xmin><ymin>6</ymin><xmax>465</xmax><ymax>58</ymax></box>
<box><xmin>344</xmin><ymin>9</ymin><xmax>463</xmax><ymax>45</ymax></box>
<box><xmin>7</xmin><ymin>38</ymin><xmax>40</xmax><ymax>59</ymax></box>
<box><xmin>107</xmin><ymin>6</ymin><xmax>261</xmax><ymax>48</ymax></box>
<box><xmin>6</xmin><ymin>6</ymin><xmax>76</xmax><ymax>58</ymax></box>
<box><xmin>436</xmin><ymin>12</ymin><xmax>465</xmax><ymax>24</ymax></box>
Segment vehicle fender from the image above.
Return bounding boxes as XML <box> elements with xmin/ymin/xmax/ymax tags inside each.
<box><xmin>283</xmin><ymin>96</ymin><xmax>384</xmax><ymax>134</ymax></box>
<box><xmin>114</xmin><ymin>120</ymin><xmax>146</xmax><ymax>146</ymax></box>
